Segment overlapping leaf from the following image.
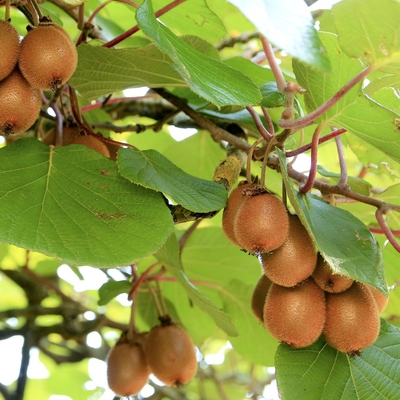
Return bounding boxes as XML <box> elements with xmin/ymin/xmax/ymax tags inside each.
<box><xmin>117</xmin><ymin>147</ymin><xmax>227</xmax><ymax>212</ymax></box>
<box><xmin>0</xmin><ymin>139</ymin><xmax>173</xmax><ymax>267</ymax></box>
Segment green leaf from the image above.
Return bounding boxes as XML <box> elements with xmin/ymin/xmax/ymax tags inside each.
<box><xmin>136</xmin><ymin>0</ymin><xmax>261</xmax><ymax>107</ymax></box>
<box><xmin>317</xmin><ymin>165</ymin><xmax>372</xmax><ymax>196</ymax></box>
<box><xmin>154</xmin><ymin>234</ymin><xmax>238</xmax><ymax>336</ymax></box>
<box><xmin>333</xmin><ymin>0</ymin><xmax>400</xmax><ymax>66</ymax></box>
<box><xmin>0</xmin><ymin>138</ymin><xmax>174</xmax><ymax>267</ymax></box>
<box><xmin>220</xmin><ymin>279</ymin><xmax>278</xmax><ymax>365</ymax></box>
<box><xmin>277</xmin><ymin>149</ymin><xmax>386</xmax><ymax>294</ymax></box>
<box><xmin>117</xmin><ymin>147</ymin><xmax>228</xmax><ymax>212</ymax></box>
<box><xmin>260</xmin><ymin>82</ymin><xmax>287</xmax><ymax>108</ymax></box>
<box><xmin>98</xmin><ymin>280</ymin><xmax>132</xmax><ymax>305</ymax></box>
<box><xmin>275</xmin><ymin>320</ymin><xmax>400</xmax><ymax>400</ymax></box>
<box><xmin>228</xmin><ymin>0</ymin><xmax>330</xmax><ymax>72</ymax></box>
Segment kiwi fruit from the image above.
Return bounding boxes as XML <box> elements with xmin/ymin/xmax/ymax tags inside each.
<box><xmin>222</xmin><ymin>181</ymin><xmax>255</xmax><ymax>247</ymax></box>
<box><xmin>260</xmin><ymin>214</ymin><xmax>317</xmax><ymax>287</ymax></box>
<box><xmin>107</xmin><ymin>339</ymin><xmax>150</xmax><ymax>397</ymax></box>
<box><xmin>263</xmin><ymin>279</ymin><xmax>326</xmax><ymax>348</ymax></box>
<box><xmin>251</xmin><ymin>274</ymin><xmax>273</xmax><ymax>323</ymax></box>
<box><xmin>144</xmin><ymin>324</ymin><xmax>197</xmax><ymax>387</ymax></box>
<box><xmin>312</xmin><ymin>254</ymin><xmax>354</xmax><ymax>293</ymax></box>
<box><xmin>0</xmin><ymin>69</ymin><xmax>41</xmax><ymax>135</ymax></box>
<box><xmin>42</xmin><ymin>125</ymin><xmax>80</xmax><ymax>146</ymax></box>
<box><xmin>234</xmin><ymin>191</ymin><xmax>289</xmax><ymax>253</ymax></box>
<box><xmin>70</xmin><ymin>135</ymin><xmax>111</xmax><ymax>158</ymax></box>
<box><xmin>366</xmin><ymin>284</ymin><xmax>389</xmax><ymax>314</ymax></box>
<box><xmin>0</xmin><ymin>20</ymin><xmax>20</xmax><ymax>82</ymax></box>
<box><xmin>323</xmin><ymin>282</ymin><xmax>380</xmax><ymax>353</ymax></box>
<box><xmin>18</xmin><ymin>22</ymin><xmax>78</xmax><ymax>90</ymax></box>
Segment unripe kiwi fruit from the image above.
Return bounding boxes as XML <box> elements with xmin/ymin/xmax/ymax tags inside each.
<box><xmin>0</xmin><ymin>69</ymin><xmax>41</xmax><ymax>135</ymax></box>
<box><xmin>312</xmin><ymin>254</ymin><xmax>354</xmax><ymax>293</ymax></box>
<box><xmin>263</xmin><ymin>279</ymin><xmax>326</xmax><ymax>348</ymax></box>
<box><xmin>366</xmin><ymin>284</ymin><xmax>389</xmax><ymax>314</ymax></box>
<box><xmin>71</xmin><ymin>135</ymin><xmax>111</xmax><ymax>158</ymax></box>
<box><xmin>18</xmin><ymin>22</ymin><xmax>78</xmax><ymax>90</ymax></box>
<box><xmin>222</xmin><ymin>181</ymin><xmax>255</xmax><ymax>247</ymax></box>
<box><xmin>323</xmin><ymin>282</ymin><xmax>380</xmax><ymax>353</ymax></box>
<box><xmin>107</xmin><ymin>338</ymin><xmax>150</xmax><ymax>397</ymax></box>
<box><xmin>234</xmin><ymin>190</ymin><xmax>289</xmax><ymax>253</ymax></box>
<box><xmin>144</xmin><ymin>324</ymin><xmax>197</xmax><ymax>387</ymax></box>
<box><xmin>251</xmin><ymin>274</ymin><xmax>273</xmax><ymax>323</ymax></box>
<box><xmin>0</xmin><ymin>20</ymin><xmax>20</xmax><ymax>81</ymax></box>
<box><xmin>260</xmin><ymin>214</ymin><xmax>317</xmax><ymax>287</ymax></box>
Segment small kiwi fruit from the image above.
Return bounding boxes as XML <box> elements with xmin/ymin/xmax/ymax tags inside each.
<box><xmin>18</xmin><ymin>22</ymin><xmax>78</xmax><ymax>90</ymax></box>
<box><xmin>107</xmin><ymin>335</ymin><xmax>150</xmax><ymax>397</ymax></box>
<box><xmin>42</xmin><ymin>125</ymin><xmax>80</xmax><ymax>146</ymax></box>
<box><xmin>366</xmin><ymin>284</ymin><xmax>389</xmax><ymax>314</ymax></box>
<box><xmin>263</xmin><ymin>279</ymin><xmax>326</xmax><ymax>348</ymax></box>
<box><xmin>260</xmin><ymin>214</ymin><xmax>317</xmax><ymax>287</ymax></box>
<box><xmin>234</xmin><ymin>191</ymin><xmax>289</xmax><ymax>253</ymax></box>
<box><xmin>222</xmin><ymin>181</ymin><xmax>255</xmax><ymax>247</ymax></box>
<box><xmin>70</xmin><ymin>135</ymin><xmax>111</xmax><ymax>158</ymax></box>
<box><xmin>144</xmin><ymin>323</ymin><xmax>197</xmax><ymax>387</ymax></box>
<box><xmin>251</xmin><ymin>274</ymin><xmax>273</xmax><ymax>323</ymax></box>
<box><xmin>323</xmin><ymin>282</ymin><xmax>380</xmax><ymax>353</ymax></box>
<box><xmin>312</xmin><ymin>254</ymin><xmax>354</xmax><ymax>293</ymax></box>
<box><xmin>0</xmin><ymin>20</ymin><xmax>20</xmax><ymax>81</ymax></box>
<box><xmin>0</xmin><ymin>69</ymin><xmax>41</xmax><ymax>135</ymax></box>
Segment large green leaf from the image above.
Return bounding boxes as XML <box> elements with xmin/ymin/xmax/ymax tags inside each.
<box><xmin>275</xmin><ymin>320</ymin><xmax>400</xmax><ymax>400</ymax></box>
<box><xmin>0</xmin><ymin>138</ymin><xmax>173</xmax><ymax>267</ymax></box>
<box><xmin>278</xmin><ymin>149</ymin><xmax>386</xmax><ymax>294</ymax></box>
<box><xmin>117</xmin><ymin>147</ymin><xmax>228</xmax><ymax>212</ymax></box>
<box><xmin>228</xmin><ymin>0</ymin><xmax>330</xmax><ymax>72</ymax></box>
<box><xmin>333</xmin><ymin>0</ymin><xmax>400</xmax><ymax>66</ymax></box>
<box><xmin>155</xmin><ymin>234</ymin><xmax>238</xmax><ymax>336</ymax></box>
<box><xmin>136</xmin><ymin>0</ymin><xmax>261</xmax><ymax>107</ymax></box>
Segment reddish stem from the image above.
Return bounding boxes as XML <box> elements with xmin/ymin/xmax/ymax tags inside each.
<box><xmin>128</xmin><ymin>263</ymin><xmax>162</xmax><ymax>300</ymax></box>
<box><xmin>375</xmin><ymin>209</ymin><xmax>400</xmax><ymax>252</ymax></box>
<box><xmin>279</xmin><ymin>65</ymin><xmax>374</xmax><ymax>129</ymax></box>
<box><xmin>370</xmin><ymin>227</ymin><xmax>400</xmax><ymax>236</ymax></box>
<box><xmin>285</xmin><ymin>128</ymin><xmax>346</xmax><ymax>157</ymax></box>
<box><xmin>261</xmin><ymin>107</ymin><xmax>275</xmax><ymax>136</ymax></box>
<box><xmin>103</xmin><ymin>0</ymin><xmax>187</xmax><ymax>48</ymax></box>
<box><xmin>246</xmin><ymin>106</ymin><xmax>272</xmax><ymax>140</ymax></box>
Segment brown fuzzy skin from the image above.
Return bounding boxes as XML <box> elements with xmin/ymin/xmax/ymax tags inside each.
<box><xmin>18</xmin><ymin>23</ymin><xmax>77</xmax><ymax>90</ymax></box>
<box><xmin>366</xmin><ymin>284</ymin><xmax>389</xmax><ymax>314</ymax></box>
<box><xmin>251</xmin><ymin>274</ymin><xmax>273</xmax><ymax>323</ymax></box>
<box><xmin>144</xmin><ymin>324</ymin><xmax>197</xmax><ymax>387</ymax></box>
<box><xmin>263</xmin><ymin>279</ymin><xmax>326</xmax><ymax>348</ymax></box>
<box><xmin>312</xmin><ymin>254</ymin><xmax>354</xmax><ymax>293</ymax></box>
<box><xmin>323</xmin><ymin>282</ymin><xmax>380</xmax><ymax>353</ymax></box>
<box><xmin>107</xmin><ymin>342</ymin><xmax>150</xmax><ymax>397</ymax></box>
<box><xmin>42</xmin><ymin>125</ymin><xmax>80</xmax><ymax>146</ymax></box>
<box><xmin>0</xmin><ymin>69</ymin><xmax>41</xmax><ymax>135</ymax></box>
<box><xmin>222</xmin><ymin>181</ymin><xmax>255</xmax><ymax>247</ymax></box>
<box><xmin>0</xmin><ymin>20</ymin><xmax>20</xmax><ymax>81</ymax></box>
<box><xmin>260</xmin><ymin>214</ymin><xmax>317</xmax><ymax>287</ymax></box>
<box><xmin>234</xmin><ymin>193</ymin><xmax>289</xmax><ymax>253</ymax></box>
<box><xmin>71</xmin><ymin>135</ymin><xmax>111</xmax><ymax>158</ymax></box>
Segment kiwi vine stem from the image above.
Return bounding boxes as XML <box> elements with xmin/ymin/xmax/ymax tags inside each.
<box><xmin>246</xmin><ymin>106</ymin><xmax>272</xmax><ymax>140</ymax></box>
<box><xmin>375</xmin><ymin>209</ymin><xmax>400</xmax><ymax>252</ymax></box>
<box><xmin>370</xmin><ymin>228</ymin><xmax>400</xmax><ymax>236</ymax></box>
<box><xmin>128</xmin><ymin>262</ymin><xmax>162</xmax><ymax>300</ymax></box>
<box><xmin>103</xmin><ymin>0</ymin><xmax>187</xmax><ymax>48</ymax></box>
<box><xmin>261</xmin><ymin>106</ymin><xmax>275</xmax><ymax>135</ymax></box>
<box><xmin>278</xmin><ymin>65</ymin><xmax>374</xmax><ymax>129</ymax></box>
<box><xmin>335</xmin><ymin>136</ymin><xmax>348</xmax><ymax>187</ymax></box>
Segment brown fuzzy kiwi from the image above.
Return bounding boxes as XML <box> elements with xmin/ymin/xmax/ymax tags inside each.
<box><xmin>0</xmin><ymin>69</ymin><xmax>41</xmax><ymax>135</ymax></box>
<box><xmin>18</xmin><ymin>22</ymin><xmax>77</xmax><ymax>90</ymax></box>
<box><xmin>0</xmin><ymin>20</ymin><xmax>20</xmax><ymax>81</ymax></box>
<box><xmin>234</xmin><ymin>191</ymin><xmax>289</xmax><ymax>253</ymax></box>
<box><xmin>263</xmin><ymin>279</ymin><xmax>326</xmax><ymax>348</ymax></box>
<box><xmin>251</xmin><ymin>274</ymin><xmax>273</xmax><ymax>323</ymax></box>
<box><xmin>144</xmin><ymin>324</ymin><xmax>197</xmax><ymax>387</ymax></box>
<box><xmin>366</xmin><ymin>284</ymin><xmax>389</xmax><ymax>314</ymax></box>
<box><xmin>260</xmin><ymin>214</ymin><xmax>317</xmax><ymax>287</ymax></box>
<box><xmin>42</xmin><ymin>125</ymin><xmax>80</xmax><ymax>146</ymax></box>
<box><xmin>222</xmin><ymin>181</ymin><xmax>255</xmax><ymax>247</ymax></box>
<box><xmin>70</xmin><ymin>135</ymin><xmax>111</xmax><ymax>158</ymax></box>
<box><xmin>312</xmin><ymin>254</ymin><xmax>354</xmax><ymax>293</ymax></box>
<box><xmin>323</xmin><ymin>282</ymin><xmax>380</xmax><ymax>353</ymax></box>
<box><xmin>107</xmin><ymin>335</ymin><xmax>150</xmax><ymax>397</ymax></box>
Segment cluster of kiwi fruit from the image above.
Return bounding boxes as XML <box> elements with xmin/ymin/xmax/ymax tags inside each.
<box><xmin>223</xmin><ymin>180</ymin><xmax>388</xmax><ymax>354</ymax></box>
<box><xmin>0</xmin><ymin>17</ymin><xmax>77</xmax><ymax>136</ymax></box>
<box><xmin>107</xmin><ymin>318</ymin><xmax>197</xmax><ymax>397</ymax></box>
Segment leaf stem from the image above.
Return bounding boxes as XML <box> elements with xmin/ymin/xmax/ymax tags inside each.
<box><xmin>335</xmin><ymin>135</ymin><xmax>348</xmax><ymax>187</ymax></box>
<box><xmin>128</xmin><ymin>262</ymin><xmax>162</xmax><ymax>300</ymax></box>
<box><xmin>375</xmin><ymin>209</ymin><xmax>400</xmax><ymax>252</ymax></box>
<box><xmin>279</xmin><ymin>65</ymin><xmax>374</xmax><ymax>129</ymax></box>
<box><xmin>246</xmin><ymin>106</ymin><xmax>272</xmax><ymax>140</ymax></box>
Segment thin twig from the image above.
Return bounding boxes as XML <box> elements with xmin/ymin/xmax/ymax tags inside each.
<box><xmin>375</xmin><ymin>209</ymin><xmax>400</xmax><ymax>252</ymax></box>
<box><xmin>335</xmin><ymin>135</ymin><xmax>348</xmax><ymax>187</ymax></box>
<box><xmin>246</xmin><ymin>106</ymin><xmax>272</xmax><ymax>140</ymax></box>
